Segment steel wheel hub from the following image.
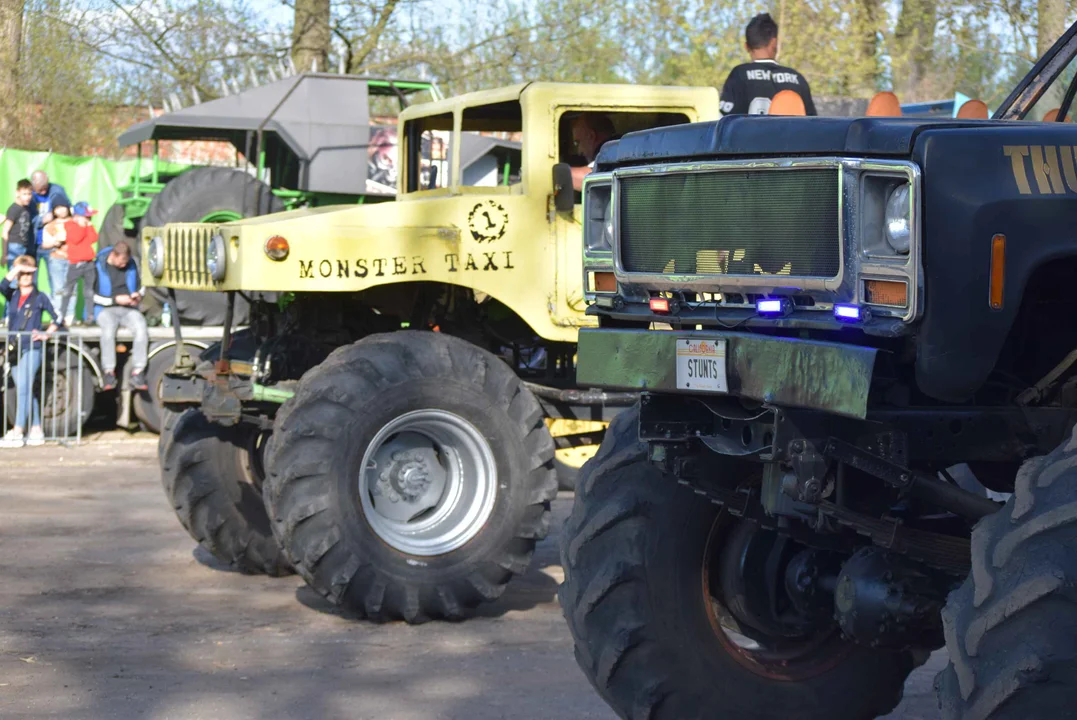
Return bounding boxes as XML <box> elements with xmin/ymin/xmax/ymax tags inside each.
<box><xmin>359</xmin><ymin>409</ymin><xmax>497</xmax><ymax>556</ymax></box>
<box><xmin>370</xmin><ymin>435</ymin><xmax>447</xmax><ymax>521</ymax></box>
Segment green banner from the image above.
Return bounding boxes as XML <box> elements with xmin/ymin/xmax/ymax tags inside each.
<box><xmin>0</xmin><ymin>147</ymin><xmax>190</xmax><ymax>316</ymax></box>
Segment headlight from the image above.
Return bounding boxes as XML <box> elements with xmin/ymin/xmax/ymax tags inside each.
<box><xmin>585</xmin><ymin>183</ymin><xmax>613</xmax><ymax>252</ymax></box>
<box><xmin>147</xmin><ymin>236</ymin><xmax>165</xmax><ymax>278</ymax></box>
<box><xmin>884</xmin><ymin>183</ymin><xmax>911</xmax><ymax>255</ymax></box>
<box><xmin>207</xmin><ymin>233</ymin><xmax>227</xmax><ymax>281</ymax></box>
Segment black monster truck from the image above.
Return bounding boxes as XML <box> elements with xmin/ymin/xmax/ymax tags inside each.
<box><xmin>560</xmin><ymin>23</ymin><xmax>1077</xmax><ymax>720</ymax></box>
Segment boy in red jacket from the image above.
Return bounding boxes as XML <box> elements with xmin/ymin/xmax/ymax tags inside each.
<box><xmin>59</xmin><ymin>201</ymin><xmax>99</xmax><ymax>325</ymax></box>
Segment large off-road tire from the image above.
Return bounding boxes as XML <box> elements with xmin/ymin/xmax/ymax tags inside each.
<box><xmin>560</xmin><ymin>407</ymin><xmax>916</xmax><ymax>720</ymax></box>
<box><xmin>159</xmin><ymin>409</ymin><xmax>292</xmax><ymax>576</ymax></box>
<box><xmin>143</xmin><ymin>167</ymin><xmax>283</xmax><ymax>326</ymax></box>
<box><xmin>263</xmin><ymin>331</ymin><xmax>557</xmax><ymax>623</ymax></box>
<box><xmin>936</xmin><ymin>430</ymin><xmax>1077</xmax><ymax>719</ymax></box>
<box><xmin>99</xmin><ymin>203</ymin><xmax>139</xmax><ymax>256</ymax></box>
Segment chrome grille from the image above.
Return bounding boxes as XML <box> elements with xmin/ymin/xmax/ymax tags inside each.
<box><xmin>618</xmin><ymin>168</ymin><xmax>840</xmax><ymax>278</ymax></box>
<box><xmin>164</xmin><ymin>226</ymin><xmax>212</xmax><ymax>288</ymax></box>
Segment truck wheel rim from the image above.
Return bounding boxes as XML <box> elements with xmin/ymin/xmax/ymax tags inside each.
<box><xmin>358</xmin><ymin>409</ymin><xmax>497</xmax><ymax>556</ymax></box>
<box><xmin>701</xmin><ymin>517</ymin><xmax>852</xmax><ymax>681</ymax></box>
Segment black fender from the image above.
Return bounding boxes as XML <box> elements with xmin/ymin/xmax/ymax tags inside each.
<box><xmin>913</xmin><ymin>124</ymin><xmax>1077</xmax><ymax>401</ymax></box>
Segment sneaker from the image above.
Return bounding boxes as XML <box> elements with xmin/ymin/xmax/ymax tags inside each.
<box><xmin>0</xmin><ymin>428</ymin><xmax>25</xmax><ymax>448</ymax></box>
<box><xmin>131</xmin><ymin>370</ymin><xmax>148</xmax><ymax>391</ymax></box>
<box><xmin>102</xmin><ymin>372</ymin><xmax>117</xmax><ymax>391</ymax></box>
<box><xmin>26</xmin><ymin>427</ymin><xmax>44</xmax><ymax>446</ymax></box>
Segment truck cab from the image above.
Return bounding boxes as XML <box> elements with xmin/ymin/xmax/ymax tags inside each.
<box><xmin>141</xmin><ymin>82</ymin><xmax>719</xmax><ymax>344</ymax></box>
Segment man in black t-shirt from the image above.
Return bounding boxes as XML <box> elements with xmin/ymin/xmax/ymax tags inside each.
<box><xmin>3</xmin><ymin>179</ymin><xmax>35</xmax><ymax>269</ymax></box>
<box><xmin>720</xmin><ymin>13</ymin><xmax>816</xmax><ymax>116</ymax></box>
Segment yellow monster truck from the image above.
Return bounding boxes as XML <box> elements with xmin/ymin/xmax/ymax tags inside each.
<box><xmin>142</xmin><ymin>81</ymin><xmax>719</xmax><ymax>623</ymax></box>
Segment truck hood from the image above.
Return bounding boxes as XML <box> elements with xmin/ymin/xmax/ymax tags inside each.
<box><xmin>595</xmin><ymin>115</ymin><xmax>992</xmax><ymax>167</ymax></box>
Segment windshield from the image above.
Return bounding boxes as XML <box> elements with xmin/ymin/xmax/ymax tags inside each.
<box><xmin>460</xmin><ymin>101</ymin><xmax>523</xmax><ymax>188</ymax></box>
<box><xmin>402</xmin><ymin>112</ymin><xmax>452</xmax><ymax>193</ymax></box>
<box><xmin>998</xmin><ymin>22</ymin><xmax>1077</xmax><ymax>120</ymax></box>
<box><xmin>1025</xmin><ymin>55</ymin><xmax>1077</xmax><ymax>121</ymax></box>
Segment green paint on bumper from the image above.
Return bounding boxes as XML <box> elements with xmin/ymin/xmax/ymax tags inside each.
<box><xmin>576</xmin><ymin>329</ymin><xmax>877</xmax><ymax>419</ymax></box>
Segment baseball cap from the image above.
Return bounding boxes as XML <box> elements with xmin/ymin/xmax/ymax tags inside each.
<box><xmin>73</xmin><ymin>201</ymin><xmax>98</xmax><ymax>217</ymax></box>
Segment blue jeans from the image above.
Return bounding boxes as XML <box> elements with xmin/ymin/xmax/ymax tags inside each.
<box><xmin>12</xmin><ymin>348</ymin><xmax>43</xmax><ymax>430</ymax></box>
<box><xmin>44</xmin><ymin>255</ymin><xmax>68</xmax><ymax>321</ymax></box>
<box><xmin>6</xmin><ymin>243</ymin><xmax>29</xmax><ymax>269</ymax></box>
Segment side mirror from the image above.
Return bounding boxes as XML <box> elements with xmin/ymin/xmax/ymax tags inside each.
<box><xmin>552</xmin><ymin>163</ymin><xmax>575</xmax><ymax>213</ymax></box>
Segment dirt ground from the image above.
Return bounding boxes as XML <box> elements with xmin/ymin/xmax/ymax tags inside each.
<box><xmin>0</xmin><ymin>436</ymin><xmax>946</xmax><ymax>719</ymax></box>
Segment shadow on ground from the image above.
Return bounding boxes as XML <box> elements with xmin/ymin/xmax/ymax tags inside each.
<box><xmin>0</xmin><ymin>444</ymin><xmax>943</xmax><ymax>720</ymax></box>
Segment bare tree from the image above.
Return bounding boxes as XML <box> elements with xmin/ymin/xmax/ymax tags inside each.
<box><xmin>73</xmin><ymin>0</ymin><xmax>287</xmax><ymax>104</ymax></box>
<box><xmin>293</xmin><ymin>0</ymin><xmax>330</xmax><ymax>73</ymax></box>
<box><xmin>0</xmin><ymin>0</ymin><xmax>23</xmax><ymax>145</ymax></box>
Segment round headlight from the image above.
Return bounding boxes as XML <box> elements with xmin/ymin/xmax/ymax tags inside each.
<box><xmin>207</xmin><ymin>233</ymin><xmax>227</xmax><ymax>281</ymax></box>
<box><xmin>884</xmin><ymin>184</ymin><xmax>911</xmax><ymax>255</ymax></box>
<box><xmin>264</xmin><ymin>235</ymin><xmax>289</xmax><ymax>261</ymax></box>
<box><xmin>147</xmin><ymin>236</ymin><xmax>165</xmax><ymax>278</ymax></box>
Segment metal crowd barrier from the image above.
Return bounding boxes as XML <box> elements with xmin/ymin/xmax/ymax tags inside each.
<box><xmin>1</xmin><ymin>330</ymin><xmax>88</xmax><ymax>446</ymax></box>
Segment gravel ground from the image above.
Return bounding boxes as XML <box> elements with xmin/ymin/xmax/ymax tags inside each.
<box><xmin>0</xmin><ymin>436</ymin><xmax>945</xmax><ymax>719</ymax></box>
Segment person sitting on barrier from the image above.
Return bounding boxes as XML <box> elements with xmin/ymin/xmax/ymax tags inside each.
<box><xmin>93</xmin><ymin>241</ymin><xmax>148</xmax><ymax>392</ymax></box>
<box><xmin>1</xmin><ymin>255</ymin><xmax>60</xmax><ymax>448</ymax></box>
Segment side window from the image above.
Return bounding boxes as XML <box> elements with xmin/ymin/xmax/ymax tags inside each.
<box><xmin>460</xmin><ymin>101</ymin><xmax>523</xmax><ymax>187</ymax></box>
<box><xmin>558</xmin><ymin>110</ymin><xmax>693</xmax><ymax>200</ymax></box>
<box><xmin>403</xmin><ymin>112</ymin><xmax>452</xmax><ymax>193</ymax></box>
<box><xmin>557</xmin><ymin>111</ymin><xmax>692</xmax><ymax>164</ymax></box>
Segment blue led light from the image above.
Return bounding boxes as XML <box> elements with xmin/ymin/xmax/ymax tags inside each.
<box><xmin>756</xmin><ymin>298</ymin><xmax>787</xmax><ymax>315</ymax></box>
<box><xmin>834</xmin><ymin>304</ymin><xmax>863</xmax><ymax>322</ymax></box>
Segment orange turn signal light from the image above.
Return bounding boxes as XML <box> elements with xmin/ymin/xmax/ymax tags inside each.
<box><xmin>592</xmin><ymin>272</ymin><xmax>616</xmax><ymax>292</ymax></box>
<box><xmin>989</xmin><ymin>234</ymin><xmax>1005</xmax><ymax>310</ymax></box>
<box><xmin>863</xmin><ymin>279</ymin><xmax>908</xmax><ymax>307</ymax></box>
<box><xmin>649</xmin><ymin>297</ymin><xmax>671</xmax><ymax>314</ymax></box>
<box><xmin>264</xmin><ymin>235</ymin><xmax>290</xmax><ymax>261</ymax></box>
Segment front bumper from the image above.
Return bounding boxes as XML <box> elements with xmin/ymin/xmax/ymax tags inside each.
<box><xmin>576</xmin><ymin>328</ymin><xmax>877</xmax><ymax>419</ymax></box>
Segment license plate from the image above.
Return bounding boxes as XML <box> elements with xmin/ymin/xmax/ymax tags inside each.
<box><xmin>676</xmin><ymin>338</ymin><xmax>728</xmax><ymax>393</ymax></box>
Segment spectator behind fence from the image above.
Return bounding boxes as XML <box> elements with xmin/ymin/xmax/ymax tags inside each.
<box><xmin>1</xmin><ymin>255</ymin><xmax>60</xmax><ymax>448</ymax></box>
<box><xmin>30</xmin><ymin>171</ymin><xmax>71</xmax><ymax>313</ymax></box>
<box><xmin>3</xmin><ymin>179</ymin><xmax>35</xmax><ymax>269</ymax></box>
<box><xmin>93</xmin><ymin>241</ymin><xmax>148</xmax><ymax>392</ymax></box>
<box><xmin>60</xmin><ymin>202</ymin><xmax>99</xmax><ymax>325</ymax></box>
<box><xmin>40</xmin><ymin>203</ymin><xmax>71</xmax><ymax>317</ymax></box>
<box><xmin>719</xmin><ymin>13</ymin><xmax>817</xmax><ymax>116</ymax></box>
